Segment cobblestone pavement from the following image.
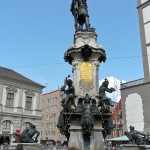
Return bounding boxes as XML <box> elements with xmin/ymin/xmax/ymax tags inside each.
<box><xmin>42</xmin><ymin>146</ymin><xmax>68</xmax><ymax>150</ymax></box>
<box><xmin>0</xmin><ymin>145</ymin><xmax>68</xmax><ymax>150</ymax></box>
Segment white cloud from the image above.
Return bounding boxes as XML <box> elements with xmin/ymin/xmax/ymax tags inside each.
<box><xmin>99</xmin><ymin>76</ymin><xmax>126</xmax><ymax>102</ymax></box>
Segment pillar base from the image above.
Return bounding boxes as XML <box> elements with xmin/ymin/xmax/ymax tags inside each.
<box><xmin>67</xmin><ymin>113</ymin><xmax>105</xmax><ymax>150</ymax></box>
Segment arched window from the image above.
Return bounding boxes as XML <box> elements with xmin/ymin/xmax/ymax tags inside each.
<box><xmin>2</xmin><ymin>121</ymin><xmax>11</xmax><ymax>130</ymax></box>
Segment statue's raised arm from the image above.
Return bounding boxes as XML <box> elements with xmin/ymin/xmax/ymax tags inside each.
<box><xmin>71</xmin><ymin>0</ymin><xmax>93</xmax><ymax>32</ymax></box>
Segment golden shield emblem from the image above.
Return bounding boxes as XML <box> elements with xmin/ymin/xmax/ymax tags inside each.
<box><xmin>80</xmin><ymin>62</ymin><xmax>93</xmax><ymax>90</ymax></box>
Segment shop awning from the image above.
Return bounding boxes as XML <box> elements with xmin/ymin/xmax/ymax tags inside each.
<box><xmin>106</xmin><ymin>136</ymin><xmax>129</xmax><ymax>141</ymax></box>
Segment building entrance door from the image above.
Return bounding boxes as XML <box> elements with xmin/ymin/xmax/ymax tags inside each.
<box><xmin>0</xmin><ymin>136</ymin><xmax>10</xmax><ymax>145</ymax></box>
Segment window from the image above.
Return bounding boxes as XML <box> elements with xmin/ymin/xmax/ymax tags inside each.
<box><xmin>119</xmin><ymin>130</ymin><xmax>124</xmax><ymax>136</ymax></box>
<box><xmin>42</xmin><ymin>123</ymin><xmax>45</xmax><ymax>128</ymax></box>
<box><xmin>53</xmin><ymin>131</ymin><xmax>55</xmax><ymax>136</ymax></box>
<box><xmin>113</xmin><ymin>130</ymin><xmax>117</xmax><ymax>137</ymax></box>
<box><xmin>25</xmin><ymin>96</ymin><xmax>32</xmax><ymax>110</ymax></box>
<box><xmin>54</xmin><ymin>97</ymin><xmax>57</xmax><ymax>102</ymax></box>
<box><xmin>54</xmin><ymin>105</ymin><xmax>57</xmax><ymax>110</ymax></box>
<box><xmin>42</xmin><ymin>100</ymin><xmax>45</xmax><ymax>105</ymax></box>
<box><xmin>119</xmin><ymin>110</ymin><xmax>122</xmax><ymax>118</ymax></box>
<box><xmin>51</xmin><ymin>123</ymin><xmax>53</xmax><ymax>128</ymax></box>
<box><xmin>51</xmin><ymin>106</ymin><xmax>54</xmax><ymax>111</ymax></box>
<box><xmin>6</xmin><ymin>92</ymin><xmax>14</xmax><ymax>107</ymax></box>
<box><xmin>46</xmin><ymin>107</ymin><xmax>49</xmax><ymax>112</ymax></box>
<box><xmin>46</xmin><ymin>123</ymin><xmax>49</xmax><ymax>128</ymax></box>
<box><xmin>46</xmin><ymin>131</ymin><xmax>49</xmax><ymax>137</ymax></box>
<box><xmin>113</xmin><ymin>120</ymin><xmax>116</xmax><ymax>125</ymax></box>
<box><xmin>48</xmin><ymin>99</ymin><xmax>50</xmax><ymax>103</ymax></box>
<box><xmin>54</xmin><ymin>113</ymin><xmax>56</xmax><ymax>118</ymax></box>
<box><xmin>3</xmin><ymin>121</ymin><xmax>11</xmax><ymax>130</ymax></box>
<box><xmin>50</xmin><ymin>98</ymin><xmax>52</xmax><ymax>103</ymax></box>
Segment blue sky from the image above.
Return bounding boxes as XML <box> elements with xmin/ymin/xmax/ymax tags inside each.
<box><xmin>0</xmin><ymin>0</ymin><xmax>143</xmax><ymax>93</ymax></box>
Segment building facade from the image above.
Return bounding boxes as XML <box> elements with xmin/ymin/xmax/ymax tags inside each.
<box><xmin>0</xmin><ymin>67</ymin><xmax>44</xmax><ymax>144</ymax></box>
<box><xmin>111</xmin><ymin>100</ymin><xmax>123</xmax><ymax>138</ymax></box>
<box><xmin>137</xmin><ymin>0</ymin><xmax>150</xmax><ymax>82</ymax></box>
<box><xmin>41</xmin><ymin>90</ymin><xmax>66</xmax><ymax>144</ymax></box>
<box><xmin>121</xmin><ymin>0</ymin><xmax>150</xmax><ymax>133</ymax></box>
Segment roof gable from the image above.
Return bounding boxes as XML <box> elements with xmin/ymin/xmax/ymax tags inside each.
<box><xmin>0</xmin><ymin>66</ymin><xmax>44</xmax><ymax>87</ymax></box>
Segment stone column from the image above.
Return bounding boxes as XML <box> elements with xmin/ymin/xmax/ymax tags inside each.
<box><xmin>35</xmin><ymin>92</ymin><xmax>42</xmax><ymax>116</ymax></box>
<box><xmin>93</xmin><ymin>60</ymin><xmax>100</xmax><ymax>94</ymax></box>
<box><xmin>0</xmin><ymin>84</ymin><xmax>4</xmax><ymax>111</ymax></box>
<box><xmin>17</xmin><ymin>88</ymin><xmax>23</xmax><ymax>113</ymax></box>
<box><xmin>68</xmin><ymin>115</ymin><xmax>84</xmax><ymax>150</ymax></box>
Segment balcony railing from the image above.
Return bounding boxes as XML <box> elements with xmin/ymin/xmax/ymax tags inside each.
<box><xmin>121</xmin><ymin>78</ymin><xmax>145</xmax><ymax>89</ymax></box>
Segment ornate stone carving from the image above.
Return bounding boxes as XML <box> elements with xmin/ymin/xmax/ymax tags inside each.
<box><xmin>81</xmin><ymin>45</ymin><xmax>92</xmax><ymax>61</ymax></box>
<box><xmin>81</xmin><ymin>34</ymin><xmax>90</xmax><ymax>44</ymax></box>
<box><xmin>81</xmin><ymin>94</ymin><xmax>94</xmax><ymax>135</ymax></box>
<box><xmin>6</xmin><ymin>86</ymin><xmax>18</xmax><ymax>93</ymax></box>
<box><xmin>25</xmin><ymin>90</ymin><xmax>35</xmax><ymax>96</ymax></box>
<box><xmin>72</xmin><ymin>61</ymin><xmax>79</xmax><ymax>72</ymax></box>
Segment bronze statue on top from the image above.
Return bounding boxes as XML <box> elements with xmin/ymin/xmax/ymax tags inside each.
<box><xmin>71</xmin><ymin>0</ymin><xmax>93</xmax><ymax>32</ymax></box>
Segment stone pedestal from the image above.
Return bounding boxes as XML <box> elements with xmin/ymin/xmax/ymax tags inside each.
<box><xmin>8</xmin><ymin>143</ymin><xmax>42</xmax><ymax>150</ymax></box>
<box><xmin>62</xmin><ymin>31</ymin><xmax>108</xmax><ymax>150</ymax></box>
<box><xmin>122</xmin><ymin>144</ymin><xmax>150</xmax><ymax>150</ymax></box>
<box><xmin>66</xmin><ymin>113</ymin><xmax>108</xmax><ymax>150</ymax></box>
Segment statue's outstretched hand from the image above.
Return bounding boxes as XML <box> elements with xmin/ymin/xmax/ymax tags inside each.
<box><xmin>110</xmin><ymin>87</ymin><xmax>116</xmax><ymax>92</ymax></box>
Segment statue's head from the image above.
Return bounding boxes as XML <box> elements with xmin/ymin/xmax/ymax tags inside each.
<box><xmin>129</xmin><ymin>126</ymin><xmax>134</xmax><ymax>131</ymax></box>
<box><xmin>102</xmin><ymin>78</ymin><xmax>109</xmax><ymax>87</ymax></box>
<box><xmin>29</xmin><ymin>123</ymin><xmax>36</xmax><ymax>128</ymax></box>
<box><xmin>66</xmin><ymin>79</ymin><xmax>73</xmax><ymax>86</ymax></box>
<box><xmin>84</xmin><ymin>94</ymin><xmax>91</xmax><ymax>103</ymax></box>
<box><xmin>60</xmin><ymin>86</ymin><xmax>65</xmax><ymax>91</ymax></box>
